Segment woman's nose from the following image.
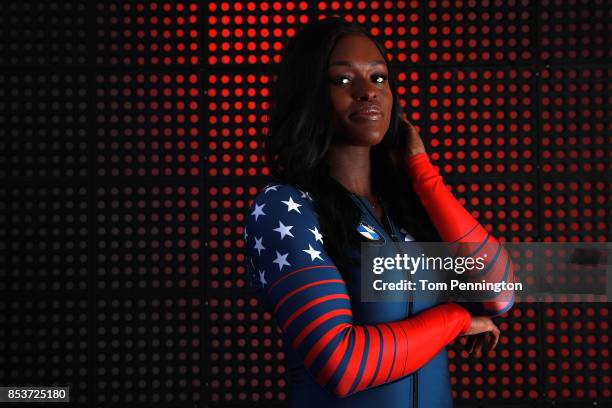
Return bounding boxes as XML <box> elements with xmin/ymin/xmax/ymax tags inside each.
<box><xmin>353</xmin><ymin>79</ymin><xmax>377</xmax><ymax>100</ymax></box>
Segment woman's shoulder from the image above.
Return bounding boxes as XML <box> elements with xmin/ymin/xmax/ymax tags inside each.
<box><xmin>245</xmin><ymin>182</ymin><xmax>320</xmax><ymax>237</ymax></box>
<box><xmin>250</xmin><ymin>182</ymin><xmax>315</xmax><ymax>208</ymax></box>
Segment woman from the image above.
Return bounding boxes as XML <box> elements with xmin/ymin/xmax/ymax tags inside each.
<box><xmin>244</xmin><ymin>18</ymin><xmax>514</xmax><ymax>407</ymax></box>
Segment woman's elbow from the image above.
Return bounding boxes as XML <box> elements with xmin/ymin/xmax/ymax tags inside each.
<box><xmin>482</xmin><ymin>295</ymin><xmax>515</xmax><ymax>317</ymax></box>
<box><xmin>312</xmin><ymin>371</ymin><xmax>360</xmax><ymax>399</ymax></box>
<box><xmin>324</xmin><ymin>383</ymin><xmax>358</xmax><ymax>399</ymax></box>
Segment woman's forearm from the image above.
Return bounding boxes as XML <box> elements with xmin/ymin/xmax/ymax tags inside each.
<box><xmin>403</xmin><ymin>152</ymin><xmax>515</xmax><ymax>316</ymax></box>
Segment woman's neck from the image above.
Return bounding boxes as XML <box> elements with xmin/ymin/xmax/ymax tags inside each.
<box><xmin>325</xmin><ymin>143</ymin><xmax>373</xmax><ymax>198</ymax></box>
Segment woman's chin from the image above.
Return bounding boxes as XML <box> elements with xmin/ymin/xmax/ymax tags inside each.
<box><xmin>331</xmin><ymin>126</ymin><xmax>386</xmax><ymax>146</ymax></box>
<box><xmin>352</xmin><ymin>131</ymin><xmax>385</xmax><ymax>146</ymax></box>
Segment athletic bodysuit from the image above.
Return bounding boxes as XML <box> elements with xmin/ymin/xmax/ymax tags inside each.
<box><xmin>244</xmin><ymin>152</ymin><xmax>515</xmax><ymax>407</ymax></box>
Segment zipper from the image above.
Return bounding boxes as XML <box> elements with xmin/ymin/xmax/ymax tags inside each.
<box><xmin>353</xmin><ymin>195</ymin><xmax>419</xmax><ymax>408</ymax></box>
<box><xmin>380</xmin><ymin>199</ymin><xmax>419</xmax><ymax>408</ymax></box>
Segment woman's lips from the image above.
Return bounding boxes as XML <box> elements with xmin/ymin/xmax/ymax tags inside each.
<box><xmin>350</xmin><ymin>111</ymin><xmax>383</xmax><ymax>121</ymax></box>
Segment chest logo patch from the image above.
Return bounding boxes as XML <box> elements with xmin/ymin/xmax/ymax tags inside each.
<box><xmin>357</xmin><ymin>221</ymin><xmax>386</xmax><ymax>243</ymax></box>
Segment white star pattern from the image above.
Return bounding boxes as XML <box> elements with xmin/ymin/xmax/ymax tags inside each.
<box><xmin>298</xmin><ymin>189</ymin><xmax>313</xmax><ymax>202</ymax></box>
<box><xmin>259</xmin><ymin>270</ymin><xmax>267</xmax><ymax>287</ymax></box>
<box><xmin>399</xmin><ymin>227</ymin><xmax>414</xmax><ymax>242</ymax></box>
<box><xmin>273</xmin><ymin>220</ymin><xmax>294</xmax><ymax>240</ymax></box>
<box><xmin>246</xmin><ymin>185</ymin><xmax>329</xmax><ymax>288</ymax></box>
<box><xmin>272</xmin><ymin>250</ymin><xmax>291</xmax><ymax>271</ymax></box>
<box><xmin>303</xmin><ymin>244</ymin><xmax>323</xmax><ymax>261</ymax></box>
<box><xmin>281</xmin><ymin>196</ymin><xmax>302</xmax><ymax>214</ymax></box>
<box><xmin>309</xmin><ymin>226</ymin><xmax>324</xmax><ymax>244</ymax></box>
<box><xmin>251</xmin><ymin>203</ymin><xmax>266</xmax><ymax>221</ymax></box>
<box><xmin>254</xmin><ymin>236</ymin><xmax>265</xmax><ymax>255</ymax></box>
<box><xmin>264</xmin><ymin>184</ymin><xmax>279</xmax><ymax>194</ymax></box>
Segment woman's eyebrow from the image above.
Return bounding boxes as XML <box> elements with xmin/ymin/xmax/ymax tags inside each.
<box><xmin>328</xmin><ymin>60</ymin><xmax>386</xmax><ymax>68</ymax></box>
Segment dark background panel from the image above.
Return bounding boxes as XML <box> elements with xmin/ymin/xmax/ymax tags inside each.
<box><xmin>0</xmin><ymin>1</ymin><xmax>610</xmax><ymax>408</ymax></box>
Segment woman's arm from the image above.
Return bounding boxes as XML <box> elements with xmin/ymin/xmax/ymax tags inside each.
<box><xmin>245</xmin><ymin>184</ymin><xmax>471</xmax><ymax>398</ymax></box>
<box><xmin>402</xmin><ymin>152</ymin><xmax>515</xmax><ymax>316</ymax></box>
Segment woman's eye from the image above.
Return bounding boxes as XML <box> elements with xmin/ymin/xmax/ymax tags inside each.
<box><xmin>374</xmin><ymin>73</ymin><xmax>387</xmax><ymax>83</ymax></box>
<box><xmin>333</xmin><ymin>73</ymin><xmax>387</xmax><ymax>85</ymax></box>
<box><xmin>333</xmin><ymin>76</ymin><xmax>351</xmax><ymax>85</ymax></box>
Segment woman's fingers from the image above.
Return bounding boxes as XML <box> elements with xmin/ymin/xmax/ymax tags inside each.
<box><xmin>474</xmin><ymin>334</ymin><xmax>486</xmax><ymax>355</ymax></box>
<box><xmin>467</xmin><ymin>332</ymin><xmax>498</xmax><ymax>356</ymax></box>
<box><xmin>466</xmin><ymin>334</ymin><xmax>485</xmax><ymax>356</ymax></box>
<box><xmin>466</xmin><ymin>336</ymin><xmax>476</xmax><ymax>354</ymax></box>
<box><xmin>465</xmin><ymin>318</ymin><xmax>502</xmax><ymax>356</ymax></box>
<box><xmin>489</xmin><ymin>326</ymin><xmax>500</xmax><ymax>351</ymax></box>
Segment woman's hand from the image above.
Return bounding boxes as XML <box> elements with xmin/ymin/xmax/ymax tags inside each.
<box><xmin>461</xmin><ymin>316</ymin><xmax>500</xmax><ymax>356</ymax></box>
<box><xmin>390</xmin><ymin>112</ymin><xmax>427</xmax><ymax>168</ymax></box>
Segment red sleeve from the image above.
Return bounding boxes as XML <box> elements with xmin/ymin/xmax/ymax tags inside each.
<box><xmin>403</xmin><ymin>153</ymin><xmax>515</xmax><ymax>316</ymax></box>
<box><xmin>245</xmin><ymin>183</ymin><xmax>471</xmax><ymax>398</ymax></box>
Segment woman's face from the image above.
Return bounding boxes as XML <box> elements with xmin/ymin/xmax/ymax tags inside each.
<box><xmin>326</xmin><ymin>33</ymin><xmax>393</xmax><ymax>146</ymax></box>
